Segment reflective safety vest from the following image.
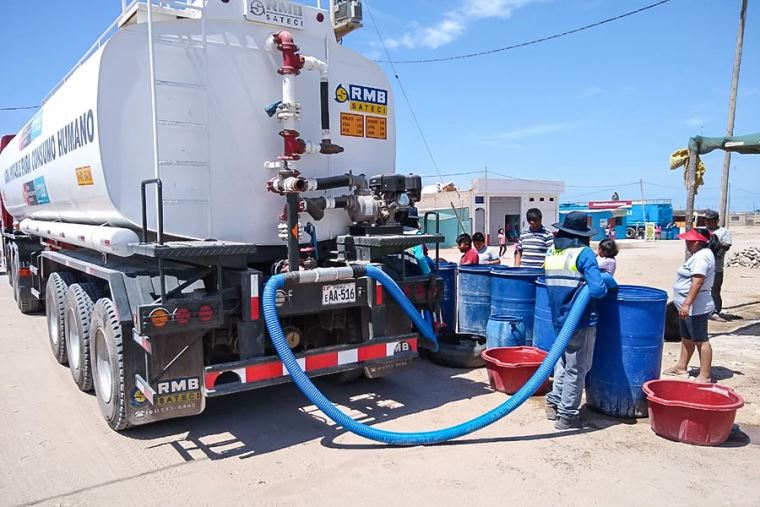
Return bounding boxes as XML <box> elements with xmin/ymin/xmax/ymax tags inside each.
<box><xmin>544</xmin><ymin>246</ymin><xmax>584</xmax><ymax>289</ymax></box>
<box><xmin>543</xmin><ymin>246</ymin><xmax>588</xmax><ymax>332</ymax></box>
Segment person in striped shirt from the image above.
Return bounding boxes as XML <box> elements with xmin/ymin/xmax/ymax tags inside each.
<box><xmin>514</xmin><ymin>208</ymin><xmax>554</xmax><ymax>268</ymax></box>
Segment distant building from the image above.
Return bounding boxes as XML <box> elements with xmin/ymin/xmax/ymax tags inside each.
<box><xmin>417</xmin><ymin>177</ymin><xmax>565</xmax><ymax>246</ymax></box>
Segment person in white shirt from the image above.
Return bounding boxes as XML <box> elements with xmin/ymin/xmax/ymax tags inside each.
<box><xmin>664</xmin><ymin>228</ymin><xmax>719</xmax><ymax>383</ymax></box>
<box><xmin>472</xmin><ymin>232</ymin><xmax>501</xmax><ymax>265</ymax></box>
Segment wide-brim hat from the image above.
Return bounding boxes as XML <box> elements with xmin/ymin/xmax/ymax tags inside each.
<box><xmin>552</xmin><ymin>211</ymin><xmax>597</xmax><ymax>237</ymax></box>
<box><xmin>704</xmin><ymin>209</ymin><xmax>719</xmax><ymax>220</ymax></box>
<box><xmin>678</xmin><ymin>229</ymin><xmax>709</xmax><ymax>242</ymax></box>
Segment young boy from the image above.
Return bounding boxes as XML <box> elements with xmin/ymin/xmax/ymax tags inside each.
<box><xmin>456</xmin><ymin>233</ymin><xmax>479</xmax><ymax>265</ymax></box>
<box><xmin>472</xmin><ymin>232</ymin><xmax>501</xmax><ymax>265</ymax></box>
<box><xmin>544</xmin><ymin>212</ymin><xmax>616</xmax><ymax>430</ymax></box>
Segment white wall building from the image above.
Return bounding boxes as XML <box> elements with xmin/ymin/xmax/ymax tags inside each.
<box><xmin>417</xmin><ymin>177</ymin><xmax>565</xmax><ymax>245</ymax></box>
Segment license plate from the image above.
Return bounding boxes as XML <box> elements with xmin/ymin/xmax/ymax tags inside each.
<box><xmin>322</xmin><ymin>283</ymin><xmax>356</xmax><ymax>305</ymax></box>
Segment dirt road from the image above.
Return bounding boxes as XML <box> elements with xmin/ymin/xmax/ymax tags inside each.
<box><xmin>1</xmin><ymin>229</ymin><xmax>759</xmax><ymax>506</ymax></box>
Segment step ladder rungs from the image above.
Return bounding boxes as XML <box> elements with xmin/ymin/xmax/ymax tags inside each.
<box><xmin>157</xmin><ymin>119</ymin><xmax>207</xmax><ymax>129</ymax></box>
<box><xmin>158</xmin><ymin>159</ymin><xmax>209</xmax><ymax>167</ymax></box>
<box><xmin>155</xmin><ymin>79</ymin><xmax>204</xmax><ymax>90</ymax></box>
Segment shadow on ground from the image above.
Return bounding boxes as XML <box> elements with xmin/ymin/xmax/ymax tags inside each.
<box><xmin>122</xmin><ymin>359</ymin><xmax>624</xmax><ymax>460</ymax></box>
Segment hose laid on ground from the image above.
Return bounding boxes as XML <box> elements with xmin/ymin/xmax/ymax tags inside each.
<box><xmin>263</xmin><ymin>265</ymin><xmax>592</xmax><ymax>445</ymax></box>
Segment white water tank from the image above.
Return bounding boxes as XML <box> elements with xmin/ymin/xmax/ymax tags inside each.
<box><xmin>0</xmin><ymin>1</ymin><xmax>396</xmax><ymax>245</ymax></box>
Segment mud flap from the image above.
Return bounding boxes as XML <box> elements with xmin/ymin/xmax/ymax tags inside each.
<box><xmin>126</xmin><ymin>330</ymin><xmax>206</xmax><ymax>426</ymax></box>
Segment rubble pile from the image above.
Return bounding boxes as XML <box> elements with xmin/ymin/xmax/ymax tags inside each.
<box><xmin>726</xmin><ymin>246</ymin><xmax>760</xmax><ymax>269</ymax></box>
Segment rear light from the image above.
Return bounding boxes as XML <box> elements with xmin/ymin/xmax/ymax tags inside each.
<box><xmin>18</xmin><ymin>267</ymin><xmax>32</xmax><ymax>277</ymax></box>
<box><xmin>174</xmin><ymin>307</ymin><xmax>192</xmax><ymax>325</ymax></box>
<box><xmin>197</xmin><ymin>304</ymin><xmax>214</xmax><ymax>322</ymax></box>
<box><xmin>149</xmin><ymin>308</ymin><xmax>169</xmax><ymax>328</ymax></box>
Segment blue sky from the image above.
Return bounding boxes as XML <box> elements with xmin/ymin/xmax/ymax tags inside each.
<box><xmin>1</xmin><ymin>0</ymin><xmax>758</xmax><ymax>211</ymax></box>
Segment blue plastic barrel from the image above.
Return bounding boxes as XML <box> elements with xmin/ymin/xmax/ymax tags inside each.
<box><xmin>586</xmin><ymin>285</ymin><xmax>668</xmax><ymax>418</ymax></box>
<box><xmin>457</xmin><ymin>265</ymin><xmax>492</xmax><ymax>335</ymax></box>
<box><xmin>437</xmin><ymin>262</ymin><xmax>458</xmax><ymax>333</ymax></box>
<box><xmin>485</xmin><ymin>315</ymin><xmax>526</xmax><ymax>348</ymax></box>
<box><xmin>490</xmin><ymin>267</ymin><xmax>542</xmax><ymax>345</ymax></box>
<box><xmin>533</xmin><ymin>277</ymin><xmax>557</xmax><ymax>352</ymax></box>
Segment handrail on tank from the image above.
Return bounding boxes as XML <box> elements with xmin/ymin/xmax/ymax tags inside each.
<box><xmin>41</xmin><ymin>0</ymin><xmax>201</xmax><ymax>105</ymax></box>
<box><xmin>140</xmin><ymin>178</ymin><xmax>165</xmax><ymax>245</ymax></box>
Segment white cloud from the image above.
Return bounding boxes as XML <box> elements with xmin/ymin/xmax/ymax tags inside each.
<box><xmin>490</xmin><ymin>122</ymin><xmax>572</xmax><ymax>140</ymax></box>
<box><xmin>579</xmin><ymin>86</ymin><xmax>602</xmax><ymax>98</ymax></box>
<box><xmin>385</xmin><ymin>0</ymin><xmax>541</xmax><ymax>50</ymax></box>
<box><xmin>686</xmin><ymin>117</ymin><xmax>704</xmax><ymax>128</ymax></box>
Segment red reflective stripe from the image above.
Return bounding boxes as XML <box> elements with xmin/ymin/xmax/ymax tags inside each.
<box><xmin>250</xmin><ymin>297</ymin><xmax>260</xmax><ymax>320</ymax></box>
<box><xmin>246</xmin><ymin>361</ymin><xmax>283</xmax><ymax>382</ymax></box>
<box><xmin>358</xmin><ymin>343</ymin><xmax>386</xmax><ymax>361</ymax></box>
<box><xmin>205</xmin><ymin>371</ymin><xmax>221</xmax><ymax>390</ymax></box>
<box><xmin>306</xmin><ymin>352</ymin><xmax>338</xmax><ymax>371</ymax></box>
<box><xmin>407</xmin><ymin>339</ymin><xmax>418</xmax><ymax>352</ymax></box>
<box><xmin>375</xmin><ymin>284</ymin><xmax>383</xmax><ymax>305</ymax></box>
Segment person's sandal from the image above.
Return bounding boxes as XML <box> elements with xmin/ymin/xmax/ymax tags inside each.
<box><xmin>663</xmin><ymin>366</ymin><xmax>688</xmax><ymax>376</ymax></box>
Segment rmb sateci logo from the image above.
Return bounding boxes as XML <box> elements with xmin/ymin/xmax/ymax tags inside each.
<box><xmin>246</xmin><ymin>1</ymin><xmax>304</xmax><ymax>28</ymax></box>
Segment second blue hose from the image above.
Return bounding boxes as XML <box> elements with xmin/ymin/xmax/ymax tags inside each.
<box><xmin>263</xmin><ymin>265</ymin><xmax>591</xmax><ymax>445</ymax></box>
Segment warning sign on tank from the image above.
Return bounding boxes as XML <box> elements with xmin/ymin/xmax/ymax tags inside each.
<box><xmin>340</xmin><ymin>113</ymin><xmax>364</xmax><ymax>138</ymax></box>
<box><xmin>365</xmin><ymin>116</ymin><xmax>387</xmax><ymax>140</ymax></box>
<box><xmin>76</xmin><ymin>166</ymin><xmax>93</xmax><ymax>186</ymax></box>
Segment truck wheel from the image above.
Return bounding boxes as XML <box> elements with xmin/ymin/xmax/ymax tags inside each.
<box><xmin>64</xmin><ymin>283</ymin><xmax>100</xmax><ymax>391</ymax></box>
<box><xmin>6</xmin><ymin>250</ymin><xmax>14</xmax><ymax>288</ymax></box>
<box><xmin>12</xmin><ymin>258</ymin><xmax>41</xmax><ymax>314</ymax></box>
<box><xmin>625</xmin><ymin>227</ymin><xmax>636</xmax><ymax>239</ymax></box>
<box><xmin>89</xmin><ymin>298</ymin><xmax>130</xmax><ymax>431</ymax></box>
<box><xmin>46</xmin><ymin>272</ymin><xmax>76</xmax><ymax>364</ymax></box>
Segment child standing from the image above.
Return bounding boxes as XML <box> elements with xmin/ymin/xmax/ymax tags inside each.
<box><xmin>457</xmin><ymin>233</ymin><xmax>479</xmax><ymax>265</ymax></box>
<box><xmin>497</xmin><ymin>228</ymin><xmax>507</xmax><ymax>257</ymax></box>
<box><xmin>597</xmin><ymin>239</ymin><xmax>619</xmax><ymax>276</ymax></box>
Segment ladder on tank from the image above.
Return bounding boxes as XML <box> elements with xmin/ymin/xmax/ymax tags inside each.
<box><xmin>145</xmin><ymin>0</ymin><xmax>213</xmax><ymax>239</ymax></box>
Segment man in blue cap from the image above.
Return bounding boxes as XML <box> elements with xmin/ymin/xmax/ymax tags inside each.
<box><xmin>544</xmin><ymin>211</ymin><xmax>617</xmax><ymax>430</ymax></box>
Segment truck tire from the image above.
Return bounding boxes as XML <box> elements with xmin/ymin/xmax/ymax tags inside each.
<box><xmin>12</xmin><ymin>255</ymin><xmax>42</xmax><ymax>314</ymax></box>
<box><xmin>428</xmin><ymin>333</ymin><xmax>487</xmax><ymax>369</ymax></box>
<box><xmin>46</xmin><ymin>272</ymin><xmax>76</xmax><ymax>364</ymax></box>
<box><xmin>625</xmin><ymin>227</ymin><xmax>636</xmax><ymax>239</ymax></box>
<box><xmin>6</xmin><ymin>250</ymin><xmax>14</xmax><ymax>288</ymax></box>
<box><xmin>64</xmin><ymin>283</ymin><xmax>100</xmax><ymax>392</ymax></box>
<box><xmin>89</xmin><ymin>298</ymin><xmax>130</xmax><ymax>431</ymax></box>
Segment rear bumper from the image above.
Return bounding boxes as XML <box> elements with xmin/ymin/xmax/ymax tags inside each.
<box><xmin>204</xmin><ymin>334</ymin><xmax>418</xmax><ymax>397</ymax></box>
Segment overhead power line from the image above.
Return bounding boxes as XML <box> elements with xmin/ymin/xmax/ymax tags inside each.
<box><xmin>380</xmin><ymin>0</ymin><xmax>673</xmax><ymax>64</ymax></box>
<box><xmin>0</xmin><ymin>105</ymin><xmax>41</xmax><ymax>111</ymax></box>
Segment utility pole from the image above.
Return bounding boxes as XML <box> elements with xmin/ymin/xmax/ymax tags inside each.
<box><xmin>639</xmin><ymin>178</ymin><xmax>647</xmax><ymax>224</ymax></box>
<box><xmin>719</xmin><ymin>0</ymin><xmax>748</xmax><ymax>227</ymax></box>
<box><xmin>484</xmin><ymin>165</ymin><xmax>489</xmax><ymax>243</ymax></box>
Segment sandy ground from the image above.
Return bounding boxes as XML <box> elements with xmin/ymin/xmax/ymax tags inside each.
<box><xmin>1</xmin><ymin>227</ymin><xmax>759</xmax><ymax>506</ymax></box>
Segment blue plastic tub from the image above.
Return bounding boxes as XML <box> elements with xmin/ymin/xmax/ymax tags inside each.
<box><xmin>457</xmin><ymin>265</ymin><xmax>492</xmax><ymax>335</ymax></box>
<box><xmin>486</xmin><ymin>314</ymin><xmax>526</xmax><ymax>348</ymax></box>
<box><xmin>437</xmin><ymin>262</ymin><xmax>458</xmax><ymax>334</ymax></box>
<box><xmin>490</xmin><ymin>267</ymin><xmax>542</xmax><ymax>344</ymax></box>
<box><xmin>586</xmin><ymin>285</ymin><xmax>668</xmax><ymax>418</ymax></box>
<box><xmin>532</xmin><ymin>277</ymin><xmax>556</xmax><ymax>352</ymax></box>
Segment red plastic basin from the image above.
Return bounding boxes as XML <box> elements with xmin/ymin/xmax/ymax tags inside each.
<box><xmin>643</xmin><ymin>379</ymin><xmax>744</xmax><ymax>446</ymax></box>
<box><xmin>481</xmin><ymin>346</ymin><xmax>551</xmax><ymax>395</ymax></box>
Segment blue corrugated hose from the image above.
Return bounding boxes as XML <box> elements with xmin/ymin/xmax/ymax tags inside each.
<box><xmin>263</xmin><ymin>265</ymin><xmax>592</xmax><ymax>445</ymax></box>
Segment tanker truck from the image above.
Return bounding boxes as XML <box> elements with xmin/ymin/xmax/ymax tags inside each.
<box><xmin>0</xmin><ymin>0</ymin><xmax>444</xmax><ymax>431</ymax></box>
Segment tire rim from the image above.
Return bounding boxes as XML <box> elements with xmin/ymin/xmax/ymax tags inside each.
<box><xmin>47</xmin><ymin>299</ymin><xmax>59</xmax><ymax>346</ymax></box>
<box><xmin>95</xmin><ymin>328</ymin><xmax>113</xmax><ymax>404</ymax></box>
<box><xmin>66</xmin><ymin>308</ymin><xmax>80</xmax><ymax>370</ymax></box>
